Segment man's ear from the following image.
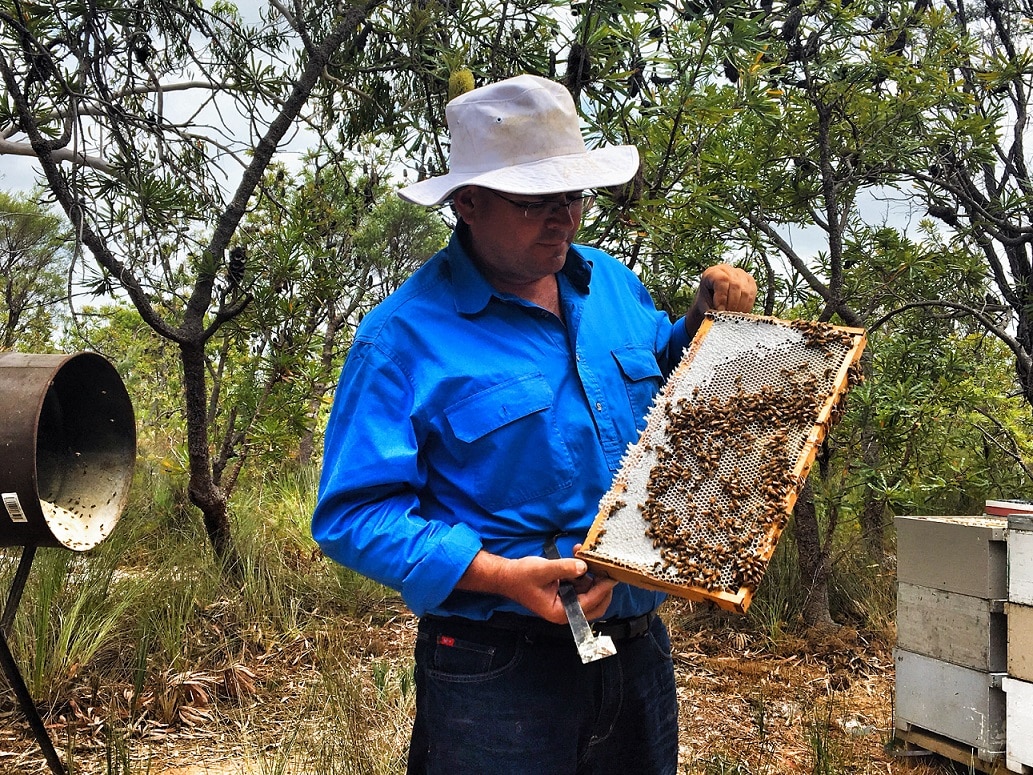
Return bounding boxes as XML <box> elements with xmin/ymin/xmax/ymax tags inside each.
<box><xmin>451</xmin><ymin>186</ymin><xmax>477</xmax><ymax>223</ymax></box>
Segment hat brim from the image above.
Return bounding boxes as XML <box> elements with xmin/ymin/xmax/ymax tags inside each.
<box><xmin>397</xmin><ymin>145</ymin><xmax>640</xmax><ymax>206</ymax></box>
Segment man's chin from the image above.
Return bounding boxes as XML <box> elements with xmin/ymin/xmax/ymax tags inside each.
<box><xmin>538</xmin><ymin>243</ymin><xmax>570</xmax><ymax>264</ymax></box>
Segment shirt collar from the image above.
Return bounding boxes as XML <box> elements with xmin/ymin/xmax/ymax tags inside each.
<box><xmin>445</xmin><ymin>227</ymin><xmax>594</xmax><ymax>316</ymax></box>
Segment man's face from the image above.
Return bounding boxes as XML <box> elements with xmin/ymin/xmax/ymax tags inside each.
<box><xmin>453</xmin><ymin>186</ymin><xmax>585</xmax><ymax>293</ymax></box>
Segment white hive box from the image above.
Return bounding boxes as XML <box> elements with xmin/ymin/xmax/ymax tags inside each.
<box><xmin>894</xmin><ymin>649</ymin><xmax>1006</xmax><ymax>762</ymax></box>
<box><xmin>578</xmin><ymin>312</ymin><xmax>865</xmax><ymax>613</ymax></box>
<box><xmin>1009</xmin><ymin>515</ymin><xmax>1033</xmax><ymax>606</ymax></box>
<box><xmin>1006</xmin><ymin>516</ymin><xmax>1033</xmax><ymax>774</ymax></box>
<box><xmin>1003</xmin><ymin>677</ymin><xmax>1033</xmax><ymax>774</ymax></box>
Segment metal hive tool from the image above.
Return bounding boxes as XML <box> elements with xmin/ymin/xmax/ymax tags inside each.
<box><xmin>577</xmin><ymin>312</ymin><xmax>866</xmax><ymax>613</ymax></box>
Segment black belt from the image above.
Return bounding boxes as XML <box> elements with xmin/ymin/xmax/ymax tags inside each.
<box><xmin>423</xmin><ymin>610</ymin><xmax>656</xmax><ymax>643</ymax></box>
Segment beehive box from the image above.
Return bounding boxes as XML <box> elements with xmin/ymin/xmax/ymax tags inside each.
<box><xmin>1009</xmin><ymin>516</ymin><xmax>1033</xmax><ymax>694</ymax></box>
<box><xmin>1007</xmin><ymin>602</ymin><xmax>1033</xmax><ymax>682</ymax></box>
<box><xmin>1009</xmin><ymin>515</ymin><xmax>1033</xmax><ymax>605</ymax></box>
<box><xmin>1003</xmin><ymin>677</ymin><xmax>1033</xmax><ymax>774</ymax></box>
<box><xmin>897</xmin><ymin>583</ymin><xmax>1006</xmax><ymax>672</ymax></box>
<box><xmin>894</xmin><ymin>649</ymin><xmax>1006</xmax><ymax>761</ymax></box>
<box><xmin>577</xmin><ymin>312</ymin><xmax>866</xmax><ymax>613</ymax></box>
<box><xmin>896</xmin><ymin>515</ymin><xmax>1008</xmax><ymax>599</ymax></box>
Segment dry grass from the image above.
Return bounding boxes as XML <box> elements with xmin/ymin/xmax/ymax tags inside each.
<box><xmin>1</xmin><ymin>593</ymin><xmax>964</xmax><ymax>775</ymax></box>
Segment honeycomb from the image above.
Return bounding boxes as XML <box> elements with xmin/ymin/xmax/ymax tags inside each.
<box><xmin>578</xmin><ymin>312</ymin><xmax>867</xmax><ymax>613</ymax></box>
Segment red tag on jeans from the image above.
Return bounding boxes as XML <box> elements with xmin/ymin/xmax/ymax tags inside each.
<box><xmin>437</xmin><ymin>635</ymin><xmax>456</xmax><ymax>647</ymax></box>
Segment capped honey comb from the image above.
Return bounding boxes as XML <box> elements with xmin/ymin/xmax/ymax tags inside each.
<box><xmin>577</xmin><ymin>311</ymin><xmax>867</xmax><ymax>613</ymax></box>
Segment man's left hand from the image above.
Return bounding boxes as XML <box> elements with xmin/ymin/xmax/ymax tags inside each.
<box><xmin>693</xmin><ymin>264</ymin><xmax>757</xmax><ymax>315</ymax></box>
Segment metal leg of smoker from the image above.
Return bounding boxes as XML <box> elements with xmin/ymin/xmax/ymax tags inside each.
<box><xmin>0</xmin><ymin>547</ymin><xmax>67</xmax><ymax>775</ymax></box>
<box><xmin>2</xmin><ymin>545</ymin><xmax>35</xmax><ymax>636</ymax></box>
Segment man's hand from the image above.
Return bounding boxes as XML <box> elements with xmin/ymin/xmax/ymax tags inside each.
<box><xmin>696</xmin><ymin>264</ymin><xmax>757</xmax><ymax>314</ymax></box>
<box><xmin>685</xmin><ymin>264</ymin><xmax>758</xmax><ymax>338</ymax></box>
<box><xmin>456</xmin><ymin>549</ymin><xmax>617</xmax><ymax>624</ymax></box>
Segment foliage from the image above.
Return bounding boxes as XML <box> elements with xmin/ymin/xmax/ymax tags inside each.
<box><xmin>0</xmin><ymin>539</ymin><xmax>149</xmax><ymax>707</ymax></box>
<box><xmin>560</xmin><ymin>0</ymin><xmax>1033</xmax><ymax>621</ymax></box>
<box><xmin>0</xmin><ymin>189</ymin><xmax>70</xmax><ymax>351</ymax></box>
<box><xmin>63</xmin><ymin>303</ymin><xmax>187</xmax><ymax>466</ymax></box>
<box><xmin>0</xmin><ymin>0</ymin><xmax>402</xmax><ymax>563</ymax></box>
<box><xmin>907</xmin><ymin>0</ymin><xmax>1033</xmax><ymax>405</ymax></box>
<box><xmin>221</xmin><ymin>159</ymin><xmax>449</xmax><ymax>476</ymax></box>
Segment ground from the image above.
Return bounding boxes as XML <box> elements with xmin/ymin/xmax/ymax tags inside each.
<box><xmin>0</xmin><ymin>598</ymin><xmax>970</xmax><ymax>774</ymax></box>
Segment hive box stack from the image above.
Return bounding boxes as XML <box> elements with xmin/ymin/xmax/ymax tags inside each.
<box><xmin>1004</xmin><ymin>514</ymin><xmax>1033</xmax><ymax>775</ymax></box>
<box><xmin>894</xmin><ymin>514</ymin><xmax>1009</xmax><ymax>768</ymax></box>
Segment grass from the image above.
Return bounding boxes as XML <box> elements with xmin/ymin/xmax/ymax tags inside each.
<box><xmin>0</xmin><ymin>464</ymin><xmax>912</xmax><ymax>774</ymax></box>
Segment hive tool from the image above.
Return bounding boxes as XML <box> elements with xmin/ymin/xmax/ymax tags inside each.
<box><xmin>544</xmin><ymin>536</ymin><xmax>616</xmax><ymax>664</ymax></box>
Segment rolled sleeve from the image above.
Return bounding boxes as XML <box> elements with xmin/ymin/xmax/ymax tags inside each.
<box><xmin>400</xmin><ymin>520</ymin><xmax>483</xmax><ymax>615</ymax></box>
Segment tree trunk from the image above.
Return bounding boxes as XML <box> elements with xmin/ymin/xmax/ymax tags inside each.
<box><xmin>181</xmin><ymin>340</ymin><xmax>242</xmax><ymax>575</ymax></box>
<box><xmin>858</xmin><ymin>430</ymin><xmax>887</xmax><ymax>564</ymax></box>
<box><xmin>297</xmin><ymin>309</ymin><xmax>349</xmax><ymax>466</ymax></box>
<box><xmin>792</xmin><ymin>480</ymin><xmax>834</xmax><ymax>627</ymax></box>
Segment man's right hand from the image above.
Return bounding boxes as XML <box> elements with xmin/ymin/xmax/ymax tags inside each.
<box><xmin>455</xmin><ymin>550</ymin><xmax>617</xmax><ymax>624</ymax></box>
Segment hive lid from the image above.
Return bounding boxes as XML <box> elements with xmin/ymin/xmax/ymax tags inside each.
<box><xmin>985</xmin><ymin>499</ymin><xmax>1033</xmax><ymax>517</ymax></box>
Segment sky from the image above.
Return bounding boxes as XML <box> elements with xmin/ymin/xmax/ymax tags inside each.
<box><xmin>0</xmin><ymin>153</ymin><xmax>47</xmax><ymax>194</ymax></box>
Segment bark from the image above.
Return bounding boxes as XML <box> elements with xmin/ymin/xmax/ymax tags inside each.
<box><xmin>792</xmin><ymin>480</ymin><xmax>835</xmax><ymax>627</ymax></box>
<box><xmin>180</xmin><ymin>340</ymin><xmax>241</xmax><ymax>574</ymax></box>
<box><xmin>858</xmin><ymin>431</ymin><xmax>887</xmax><ymax>564</ymax></box>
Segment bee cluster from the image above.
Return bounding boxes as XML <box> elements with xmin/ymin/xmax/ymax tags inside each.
<box><xmin>36</xmin><ymin>445</ymin><xmax>124</xmax><ymax>551</ymax></box>
<box><xmin>580</xmin><ymin>312</ymin><xmax>866</xmax><ymax>612</ymax></box>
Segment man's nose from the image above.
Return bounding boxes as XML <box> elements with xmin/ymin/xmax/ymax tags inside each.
<box><xmin>545</xmin><ymin>201</ymin><xmax>578</xmax><ymax>226</ymax></box>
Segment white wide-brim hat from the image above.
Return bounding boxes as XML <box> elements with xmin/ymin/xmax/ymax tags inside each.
<box><xmin>397</xmin><ymin>74</ymin><xmax>640</xmax><ymax>206</ymax></box>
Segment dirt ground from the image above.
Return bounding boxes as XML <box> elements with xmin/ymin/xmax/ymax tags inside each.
<box><xmin>0</xmin><ymin>599</ymin><xmax>975</xmax><ymax>774</ymax></box>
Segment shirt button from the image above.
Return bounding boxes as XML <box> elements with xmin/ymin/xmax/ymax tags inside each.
<box><xmin>595</xmin><ymin>402</ymin><xmax>603</xmax><ymax>411</ymax></box>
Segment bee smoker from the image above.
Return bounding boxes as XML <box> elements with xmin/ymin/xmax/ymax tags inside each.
<box><xmin>1</xmin><ymin>351</ymin><xmax>136</xmax><ymax>775</ymax></box>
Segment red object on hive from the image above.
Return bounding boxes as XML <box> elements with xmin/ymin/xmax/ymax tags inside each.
<box><xmin>985</xmin><ymin>500</ymin><xmax>1033</xmax><ymax>517</ymax></box>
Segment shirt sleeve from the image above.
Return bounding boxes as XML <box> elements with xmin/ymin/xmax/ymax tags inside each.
<box><xmin>665</xmin><ymin>315</ymin><xmax>692</xmax><ymax>373</ymax></box>
<box><xmin>617</xmin><ymin>260</ymin><xmax>687</xmax><ymax>378</ymax></box>
<box><xmin>311</xmin><ymin>340</ymin><xmax>484</xmax><ymax>616</ymax></box>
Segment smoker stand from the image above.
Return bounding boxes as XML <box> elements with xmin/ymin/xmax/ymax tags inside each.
<box><xmin>1</xmin><ymin>546</ymin><xmax>67</xmax><ymax>775</ymax></box>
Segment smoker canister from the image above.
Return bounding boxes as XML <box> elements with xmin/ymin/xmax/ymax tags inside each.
<box><xmin>0</xmin><ymin>351</ymin><xmax>136</xmax><ymax>551</ymax></box>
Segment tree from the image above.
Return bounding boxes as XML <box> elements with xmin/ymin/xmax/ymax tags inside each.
<box><xmin>691</xmin><ymin>0</ymin><xmax>997</xmax><ymax>623</ymax></box>
<box><xmin>689</xmin><ymin>0</ymin><xmax>1033</xmax><ymax>624</ymax></box>
<box><xmin>559</xmin><ymin>0</ymin><xmax>1016</xmax><ymax>624</ymax></box>
<box><xmin>0</xmin><ymin>0</ymin><xmax>382</xmax><ymax>568</ymax></box>
<box><xmin>0</xmin><ymin>189</ymin><xmax>69</xmax><ymax>350</ymax></box>
<box><xmin>0</xmin><ymin>0</ymin><xmax>603</xmax><ymax>568</ymax></box>
<box><xmin>908</xmin><ymin>0</ymin><xmax>1033</xmax><ymax>409</ymax></box>
<box><xmin>214</xmin><ymin>158</ymin><xmax>449</xmax><ymax>485</ymax></box>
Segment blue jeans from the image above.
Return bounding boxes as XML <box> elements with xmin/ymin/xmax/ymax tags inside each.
<box><xmin>406</xmin><ymin>613</ymin><xmax>678</xmax><ymax>775</ymax></box>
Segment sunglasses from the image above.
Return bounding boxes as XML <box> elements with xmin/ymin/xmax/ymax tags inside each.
<box><xmin>488</xmin><ymin>190</ymin><xmax>596</xmax><ymax>220</ymax></box>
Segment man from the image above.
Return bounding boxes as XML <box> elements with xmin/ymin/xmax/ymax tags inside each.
<box><xmin>312</xmin><ymin>74</ymin><xmax>756</xmax><ymax>774</ymax></box>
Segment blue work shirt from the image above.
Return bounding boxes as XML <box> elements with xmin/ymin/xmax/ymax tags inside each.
<box><xmin>312</xmin><ymin>229</ymin><xmax>691</xmax><ymax>620</ymax></box>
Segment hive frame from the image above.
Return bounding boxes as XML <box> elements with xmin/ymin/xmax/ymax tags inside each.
<box><xmin>578</xmin><ymin>312</ymin><xmax>867</xmax><ymax>613</ymax></box>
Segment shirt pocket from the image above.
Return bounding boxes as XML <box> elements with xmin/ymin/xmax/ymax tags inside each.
<box><xmin>443</xmin><ymin>372</ymin><xmax>575</xmax><ymax>511</ymax></box>
<box><xmin>612</xmin><ymin>345</ymin><xmax>664</xmax><ymax>429</ymax></box>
